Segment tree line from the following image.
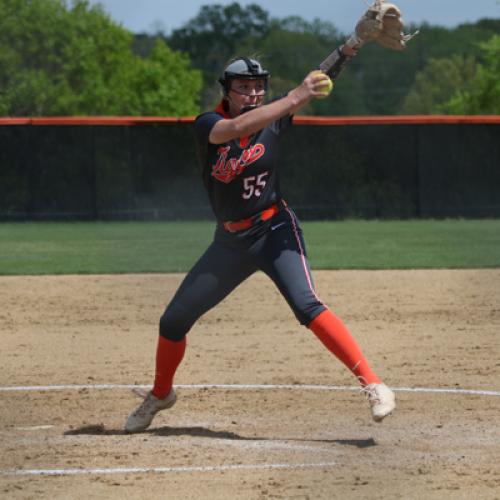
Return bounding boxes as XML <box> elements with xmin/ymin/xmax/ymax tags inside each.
<box><xmin>0</xmin><ymin>0</ymin><xmax>202</xmax><ymax>116</ymax></box>
<box><xmin>1</xmin><ymin>0</ymin><xmax>499</xmax><ymax>117</ymax></box>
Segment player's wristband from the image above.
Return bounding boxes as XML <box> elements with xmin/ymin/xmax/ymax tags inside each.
<box><xmin>318</xmin><ymin>46</ymin><xmax>349</xmax><ymax>82</ymax></box>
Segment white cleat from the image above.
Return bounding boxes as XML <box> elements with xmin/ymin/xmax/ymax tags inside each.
<box><xmin>125</xmin><ymin>388</ymin><xmax>177</xmax><ymax>433</ymax></box>
<box><xmin>363</xmin><ymin>383</ymin><xmax>396</xmax><ymax>422</ymax></box>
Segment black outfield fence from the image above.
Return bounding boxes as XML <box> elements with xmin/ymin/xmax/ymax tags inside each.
<box><xmin>0</xmin><ymin>116</ymin><xmax>499</xmax><ymax>220</ymax></box>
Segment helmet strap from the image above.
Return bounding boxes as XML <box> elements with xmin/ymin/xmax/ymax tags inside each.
<box><xmin>240</xmin><ymin>57</ymin><xmax>260</xmax><ymax>75</ymax></box>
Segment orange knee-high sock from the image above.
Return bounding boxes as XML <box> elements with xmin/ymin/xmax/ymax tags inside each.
<box><xmin>151</xmin><ymin>336</ymin><xmax>186</xmax><ymax>399</ymax></box>
<box><xmin>309</xmin><ymin>309</ymin><xmax>381</xmax><ymax>386</ymax></box>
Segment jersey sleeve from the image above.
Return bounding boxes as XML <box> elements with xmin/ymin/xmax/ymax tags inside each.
<box><xmin>194</xmin><ymin>112</ymin><xmax>224</xmax><ymax>146</ymax></box>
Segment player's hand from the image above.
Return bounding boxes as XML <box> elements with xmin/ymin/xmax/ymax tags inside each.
<box><xmin>292</xmin><ymin>71</ymin><xmax>332</xmax><ymax>102</ymax></box>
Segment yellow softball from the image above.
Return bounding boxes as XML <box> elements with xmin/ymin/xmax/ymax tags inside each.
<box><xmin>312</xmin><ymin>70</ymin><xmax>333</xmax><ymax>99</ymax></box>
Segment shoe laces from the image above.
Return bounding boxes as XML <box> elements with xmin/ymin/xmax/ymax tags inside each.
<box><xmin>360</xmin><ymin>384</ymin><xmax>381</xmax><ymax>404</ymax></box>
<box><xmin>132</xmin><ymin>392</ymin><xmax>157</xmax><ymax>417</ymax></box>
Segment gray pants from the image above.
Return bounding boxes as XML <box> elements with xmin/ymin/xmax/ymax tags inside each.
<box><xmin>159</xmin><ymin>206</ymin><xmax>326</xmax><ymax>341</ymax></box>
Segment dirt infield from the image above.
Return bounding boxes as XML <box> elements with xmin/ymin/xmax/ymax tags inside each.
<box><xmin>1</xmin><ymin>269</ymin><xmax>499</xmax><ymax>499</ymax></box>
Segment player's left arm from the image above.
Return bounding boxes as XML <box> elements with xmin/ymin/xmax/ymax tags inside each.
<box><xmin>318</xmin><ymin>1</ymin><xmax>418</xmax><ymax>82</ymax></box>
<box><xmin>318</xmin><ymin>44</ymin><xmax>358</xmax><ymax>83</ymax></box>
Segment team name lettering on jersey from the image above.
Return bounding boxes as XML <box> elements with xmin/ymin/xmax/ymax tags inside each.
<box><xmin>211</xmin><ymin>143</ymin><xmax>266</xmax><ymax>184</ymax></box>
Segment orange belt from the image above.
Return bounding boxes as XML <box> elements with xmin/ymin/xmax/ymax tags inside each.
<box><xmin>222</xmin><ymin>203</ymin><xmax>280</xmax><ymax>233</ymax></box>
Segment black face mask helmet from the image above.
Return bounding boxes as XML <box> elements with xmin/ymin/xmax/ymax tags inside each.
<box><xmin>218</xmin><ymin>57</ymin><xmax>270</xmax><ymax>96</ymax></box>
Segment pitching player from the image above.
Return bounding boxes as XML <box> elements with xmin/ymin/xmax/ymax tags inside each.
<box><xmin>125</xmin><ymin>48</ymin><xmax>396</xmax><ymax>432</ymax></box>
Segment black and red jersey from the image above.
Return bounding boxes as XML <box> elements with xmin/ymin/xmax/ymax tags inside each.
<box><xmin>194</xmin><ymin>104</ymin><xmax>292</xmax><ymax>222</ymax></box>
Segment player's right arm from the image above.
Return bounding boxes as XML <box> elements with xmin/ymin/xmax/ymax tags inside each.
<box><xmin>208</xmin><ymin>71</ymin><xmax>329</xmax><ymax>145</ymax></box>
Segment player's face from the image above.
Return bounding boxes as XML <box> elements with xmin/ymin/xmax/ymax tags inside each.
<box><xmin>228</xmin><ymin>78</ymin><xmax>266</xmax><ymax>116</ymax></box>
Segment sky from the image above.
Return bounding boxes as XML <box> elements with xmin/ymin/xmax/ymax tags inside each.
<box><xmin>87</xmin><ymin>0</ymin><xmax>500</xmax><ymax>35</ymax></box>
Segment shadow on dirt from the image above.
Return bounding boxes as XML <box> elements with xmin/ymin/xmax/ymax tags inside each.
<box><xmin>64</xmin><ymin>425</ymin><xmax>376</xmax><ymax>448</ymax></box>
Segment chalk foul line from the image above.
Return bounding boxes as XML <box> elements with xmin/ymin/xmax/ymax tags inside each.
<box><xmin>0</xmin><ymin>383</ymin><xmax>499</xmax><ymax>397</ymax></box>
<box><xmin>1</xmin><ymin>462</ymin><xmax>336</xmax><ymax>477</ymax></box>
<box><xmin>2</xmin><ymin>383</ymin><xmax>499</xmax><ymax>479</ymax></box>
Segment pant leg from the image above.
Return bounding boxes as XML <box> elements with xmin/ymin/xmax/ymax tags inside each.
<box><xmin>160</xmin><ymin>239</ymin><xmax>257</xmax><ymax>341</ymax></box>
<box><xmin>257</xmin><ymin>208</ymin><xmax>381</xmax><ymax>386</ymax></box>
<box><xmin>255</xmin><ymin>207</ymin><xmax>326</xmax><ymax>325</ymax></box>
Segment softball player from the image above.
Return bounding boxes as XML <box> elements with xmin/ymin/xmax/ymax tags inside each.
<box><xmin>125</xmin><ymin>51</ymin><xmax>395</xmax><ymax>432</ymax></box>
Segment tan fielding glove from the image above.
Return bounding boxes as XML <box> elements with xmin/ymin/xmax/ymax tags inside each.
<box><xmin>346</xmin><ymin>0</ymin><xmax>419</xmax><ymax>51</ymax></box>
<box><xmin>318</xmin><ymin>0</ymin><xmax>418</xmax><ymax>81</ymax></box>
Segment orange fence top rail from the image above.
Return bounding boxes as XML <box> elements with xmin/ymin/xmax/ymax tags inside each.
<box><xmin>0</xmin><ymin>115</ymin><xmax>500</xmax><ymax>126</ymax></box>
<box><xmin>0</xmin><ymin>116</ymin><xmax>195</xmax><ymax>126</ymax></box>
<box><xmin>293</xmin><ymin>115</ymin><xmax>500</xmax><ymax>125</ymax></box>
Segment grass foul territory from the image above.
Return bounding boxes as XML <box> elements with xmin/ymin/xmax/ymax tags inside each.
<box><xmin>0</xmin><ymin>219</ymin><xmax>499</xmax><ymax>275</ymax></box>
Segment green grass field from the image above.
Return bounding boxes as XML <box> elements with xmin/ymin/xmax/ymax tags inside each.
<box><xmin>0</xmin><ymin>219</ymin><xmax>499</xmax><ymax>275</ymax></box>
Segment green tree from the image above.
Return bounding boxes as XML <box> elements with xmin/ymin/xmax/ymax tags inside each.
<box><xmin>271</xmin><ymin>15</ymin><xmax>340</xmax><ymax>45</ymax></box>
<box><xmin>163</xmin><ymin>1</ymin><xmax>500</xmax><ymax>115</ymax></box>
<box><xmin>0</xmin><ymin>0</ymin><xmax>201</xmax><ymax>116</ymax></box>
<box><xmin>235</xmin><ymin>25</ymin><xmax>368</xmax><ymax>115</ymax></box>
<box><xmin>442</xmin><ymin>35</ymin><xmax>500</xmax><ymax>114</ymax></box>
<box><xmin>169</xmin><ymin>2</ymin><xmax>270</xmax><ymax>78</ymax></box>
<box><xmin>345</xmin><ymin>20</ymin><xmax>500</xmax><ymax>116</ymax></box>
<box><xmin>127</xmin><ymin>40</ymin><xmax>203</xmax><ymax>116</ymax></box>
<box><xmin>401</xmin><ymin>55</ymin><xmax>477</xmax><ymax>114</ymax></box>
<box><xmin>168</xmin><ymin>2</ymin><xmax>271</xmax><ymax>107</ymax></box>
<box><xmin>161</xmin><ymin>3</ymin><xmax>500</xmax><ymax>115</ymax></box>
